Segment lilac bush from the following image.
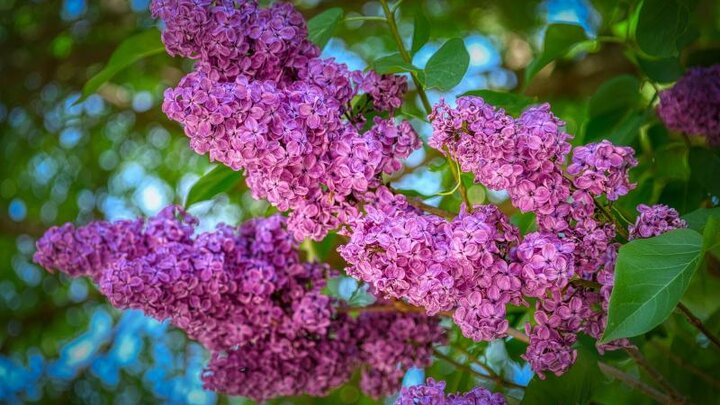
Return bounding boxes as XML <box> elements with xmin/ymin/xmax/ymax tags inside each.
<box><xmin>29</xmin><ymin>0</ymin><xmax>720</xmax><ymax>403</ymax></box>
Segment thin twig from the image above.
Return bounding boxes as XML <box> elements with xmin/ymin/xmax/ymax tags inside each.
<box><xmin>506</xmin><ymin>327</ymin><xmax>530</xmax><ymax>344</ymax></box>
<box><xmin>433</xmin><ymin>348</ymin><xmax>525</xmax><ymax>390</ymax></box>
<box><xmin>650</xmin><ymin>341</ymin><xmax>720</xmax><ymax>390</ymax></box>
<box><xmin>625</xmin><ymin>347</ymin><xmax>688</xmax><ymax>403</ymax></box>
<box><xmin>598</xmin><ymin>362</ymin><xmax>676</xmax><ymax>405</ymax></box>
<box><xmin>344</xmin><ymin>16</ymin><xmax>386</xmax><ymax>23</ymax></box>
<box><xmin>401</xmin><ymin>195</ymin><xmax>455</xmax><ymax>219</ymax></box>
<box><xmin>676</xmin><ymin>302</ymin><xmax>720</xmax><ymax>351</ymax></box>
<box><xmin>379</xmin><ymin>0</ymin><xmax>432</xmax><ymax>115</ymax></box>
<box><xmin>451</xmin><ymin>346</ymin><xmax>526</xmax><ymax>390</ymax></box>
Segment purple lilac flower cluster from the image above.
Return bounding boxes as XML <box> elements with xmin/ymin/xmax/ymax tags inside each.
<box><xmin>628</xmin><ymin>204</ymin><xmax>687</xmax><ymax>240</ymax></box>
<box><xmin>395</xmin><ymin>378</ymin><xmax>507</xmax><ymax>405</ymax></box>
<box><xmin>340</xmin><ymin>96</ymin><xmax>642</xmax><ymax>378</ymax></box>
<box><xmin>153</xmin><ymin>0</ymin><xmax>420</xmax><ymax>241</ymax></box>
<box><xmin>34</xmin><ymin>206</ymin><xmax>444</xmax><ymax>401</ymax></box>
<box><xmin>339</xmin><ymin>188</ymin><xmax>523</xmax><ymax>342</ymax></box>
<box><xmin>657</xmin><ymin>64</ymin><xmax>720</xmax><ymax>145</ymax></box>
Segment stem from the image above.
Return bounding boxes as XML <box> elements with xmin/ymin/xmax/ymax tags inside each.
<box><xmin>452</xmin><ymin>346</ymin><xmax>526</xmax><ymax>390</ymax></box>
<box><xmin>598</xmin><ymin>362</ymin><xmax>676</xmax><ymax>405</ymax></box>
<box><xmin>379</xmin><ymin>0</ymin><xmax>432</xmax><ymax>115</ymax></box>
<box><xmin>445</xmin><ymin>150</ymin><xmax>473</xmax><ymax>212</ymax></box>
<box><xmin>624</xmin><ymin>347</ymin><xmax>688</xmax><ymax>403</ymax></box>
<box><xmin>344</xmin><ymin>16</ymin><xmax>387</xmax><ymax>23</ymax></box>
<box><xmin>405</xmin><ymin>196</ymin><xmax>455</xmax><ymax>219</ymax></box>
<box><xmin>434</xmin><ymin>348</ymin><xmax>526</xmax><ymax>390</ymax></box>
<box><xmin>677</xmin><ymin>302</ymin><xmax>720</xmax><ymax>351</ymax></box>
<box><xmin>650</xmin><ymin>341</ymin><xmax>720</xmax><ymax>390</ymax></box>
<box><xmin>594</xmin><ymin>198</ymin><xmax>630</xmax><ymax>240</ymax></box>
<box><xmin>507</xmin><ymin>327</ymin><xmax>530</xmax><ymax>344</ymax></box>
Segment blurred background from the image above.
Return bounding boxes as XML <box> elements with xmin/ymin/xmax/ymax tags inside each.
<box><xmin>1</xmin><ymin>0</ymin><xmax>718</xmax><ymax>403</ymax></box>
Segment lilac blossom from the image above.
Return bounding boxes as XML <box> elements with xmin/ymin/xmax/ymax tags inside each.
<box><xmin>395</xmin><ymin>378</ymin><xmax>506</xmax><ymax>405</ymax></box>
<box><xmin>657</xmin><ymin>64</ymin><xmax>720</xmax><ymax>145</ymax></box>
<box><xmin>628</xmin><ymin>204</ymin><xmax>687</xmax><ymax>240</ymax></box>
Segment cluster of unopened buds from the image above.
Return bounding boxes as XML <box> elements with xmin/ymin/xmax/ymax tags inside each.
<box><xmin>31</xmin><ymin>0</ymin><xmax>703</xmax><ymax>402</ymax></box>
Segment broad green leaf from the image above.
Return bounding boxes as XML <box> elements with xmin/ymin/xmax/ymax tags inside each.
<box><xmin>461</xmin><ymin>90</ymin><xmax>537</xmax><ymax>116</ymax></box>
<box><xmin>411</xmin><ymin>10</ymin><xmax>430</xmax><ymax>55</ymax></box>
<box><xmin>585</xmin><ymin>75</ymin><xmax>643</xmax><ymax>144</ymax></box>
<box><xmin>421</xmin><ymin>38</ymin><xmax>469</xmax><ymax>91</ymax></box>
<box><xmin>372</xmin><ymin>52</ymin><xmax>420</xmax><ymax>74</ymax></box>
<box><xmin>522</xmin><ymin>347</ymin><xmax>602</xmax><ymax>405</ymax></box>
<box><xmin>689</xmin><ymin>147</ymin><xmax>720</xmax><ymax>197</ymax></box>
<box><xmin>602</xmin><ymin>228</ymin><xmax>704</xmax><ymax>342</ymax></box>
<box><xmin>637</xmin><ymin>56</ymin><xmax>683</xmax><ymax>83</ymax></box>
<box><xmin>655</xmin><ymin>143</ymin><xmax>689</xmax><ymax>181</ymax></box>
<box><xmin>80</xmin><ymin>30</ymin><xmax>165</xmax><ymax>102</ymax></box>
<box><xmin>510</xmin><ymin>212</ymin><xmax>538</xmax><ymax>235</ymax></box>
<box><xmin>703</xmin><ymin>216</ymin><xmax>720</xmax><ymax>259</ymax></box>
<box><xmin>307</xmin><ymin>8</ymin><xmax>343</xmax><ymax>49</ymax></box>
<box><xmin>525</xmin><ymin>24</ymin><xmax>587</xmax><ymax>84</ymax></box>
<box><xmin>185</xmin><ymin>165</ymin><xmax>245</xmax><ymax>207</ymax></box>
<box><xmin>635</xmin><ymin>0</ymin><xmax>689</xmax><ymax>57</ymax></box>
<box><xmin>683</xmin><ymin>207</ymin><xmax>720</xmax><ymax>233</ymax></box>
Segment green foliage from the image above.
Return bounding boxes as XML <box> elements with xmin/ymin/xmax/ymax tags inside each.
<box><xmin>635</xmin><ymin>0</ymin><xmax>690</xmax><ymax>57</ymax></box>
<box><xmin>524</xmin><ymin>23</ymin><xmax>587</xmax><ymax>84</ymax></box>
<box><xmin>80</xmin><ymin>30</ymin><xmax>165</xmax><ymax>102</ymax></box>
<box><xmin>522</xmin><ymin>347</ymin><xmax>602</xmax><ymax>405</ymax></box>
<box><xmin>372</xmin><ymin>52</ymin><xmax>419</xmax><ymax>74</ymax></box>
<box><xmin>636</xmin><ymin>56</ymin><xmax>683</xmax><ymax>83</ymax></box>
<box><xmin>689</xmin><ymin>147</ymin><xmax>720</xmax><ymax>198</ymax></box>
<box><xmin>461</xmin><ymin>90</ymin><xmax>537</xmax><ymax>116</ymax></box>
<box><xmin>419</xmin><ymin>38</ymin><xmax>470</xmax><ymax>91</ymax></box>
<box><xmin>411</xmin><ymin>9</ymin><xmax>430</xmax><ymax>55</ymax></box>
<box><xmin>603</xmin><ymin>229</ymin><xmax>704</xmax><ymax>342</ymax></box>
<box><xmin>185</xmin><ymin>165</ymin><xmax>246</xmax><ymax>207</ymax></box>
<box><xmin>307</xmin><ymin>8</ymin><xmax>344</xmax><ymax>49</ymax></box>
<box><xmin>584</xmin><ymin>75</ymin><xmax>643</xmax><ymax>144</ymax></box>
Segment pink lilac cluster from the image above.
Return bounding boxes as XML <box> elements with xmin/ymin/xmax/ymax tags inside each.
<box><xmin>340</xmin><ymin>188</ymin><xmax>526</xmax><ymax>342</ymax></box>
<box><xmin>395</xmin><ymin>378</ymin><xmax>507</xmax><ymax>405</ymax></box>
<box><xmin>340</xmin><ymin>188</ymin><xmax>523</xmax><ymax>342</ymax></box>
<box><xmin>567</xmin><ymin>141</ymin><xmax>637</xmax><ymax>201</ymax></box>
<box><xmin>657</xmin><ymin>64</ymin><xmax>720</xmax><ymax>145</ymax></box>
<box><xmin>34</xmin><ymin>206</ymin><xmax>444</xmax><ymax>401</ymax></box>
<box><xmin>153</xmin><ymin>0</ymin><xmax>419</xmax><ymax>241</ymax></box>
<box><xmin>628</xmin><ymin>204</ymin><xmax>687</xmax><ymax>240</ymax></box>
<box><xmin>342</xmin><ymin>96</ymin><xmax>640</xmax><ymax>378</ymax></box>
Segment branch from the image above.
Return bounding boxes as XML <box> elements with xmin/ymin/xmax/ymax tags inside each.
<box><xmin>650</xmin><ymin>341</ymin><xmax>720</xmax><ymax>390</ymax></box>
<box><xmin>451</xmin><ymin>346</ymin><xmax>526</xmax><ymax>390</ymax></box>
<box><xmin>598</xmin><ymin>362</ymin><xmax>676</xmax><ymax>405</ymax></box>
<box><xmin>624</xmin><ymin>347</ymin><xmax>688</xmax><ymax>403</ymax></box>
<box><xmin>379</xmin><ymin>0</ymin><xmax>432</xmax><ymax>115</ymax></box>
<box><xmin>676</xmin><ymin>302</ymin><xmax>720</xmax><ymax>351</ymax></box>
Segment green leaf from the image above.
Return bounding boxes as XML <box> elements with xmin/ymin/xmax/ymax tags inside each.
<box><xmin>80</xmin><ymin>30</ymin><xmax>165</xmax><ymax>102</ymax></box>
<box><xmin>703</xmin><ymin>216</ymin><xmax>720</xmax><ymax>259</ymax></box>
<box><xmin>635</xmin><ymin>0</ymin><xmax>690</xmax><ymax>57</ymax></box>
<box><xmin>683</xmin><ymin>207</ymin><xmax>720</xmax><ymax>233</ymax></box>
<box><xmin>637</xmin><ymin>56</ymin><xmax>683</xmax><ymax>84</ymax></box>
<box><xmin>420</xmin><ymin>38</ymin><xmax>470</xmax><ymax>91</ymax></box>
<box><xmin>411</xmin><ymin>10</ymin><xmax>430</xmax><ymax>55</ymax></box>
<box><xmin>510</xmin><ymin>212</ymin><xmax>538</xmax><ymax>235</ymax></box>
<box><xmin>460</xmin><ymin>90</ymin><xmax>537</xmax><ymax>116</ymax></box>
<box><xmin>585</xmin><ymin>75</ymin><xmax>643</xmax><ymax>144</ymax></box>
<box><xmin>185</xmin><ymin>165</ymin><xmax>245</xmax><ymax>207</ymax></box>
<box><xmin>372</xmin><ymin>52</ymin><xmax>420</xmax><ymax>74</ymax></box>
<box><xmin>307</xmin><ymin>8</ymin><xmax>343</xmax><ymax>49</ymax></box>
<box><xmin>525</xmin><ymin>24</ymin><xmax>587</xmax><ymax>84</ymax></box>
<box><xmin>655</xmin><ymin>143</ymin><xmax>689</xmax><ymax>181</ymax></box>
<box><xmin>689</xmin><ymin>147</ymin><xmax>720</xmax><ymax>197</ymax></box>
<box><xmin>602</xmin><ymin>228</ymin><xmax>704</xmax><ymax>342</ymax></box>
<box><xmin>522</xmin><ymin>347</ymin><xmax>602</xmax><ymax>405</ymax></box>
